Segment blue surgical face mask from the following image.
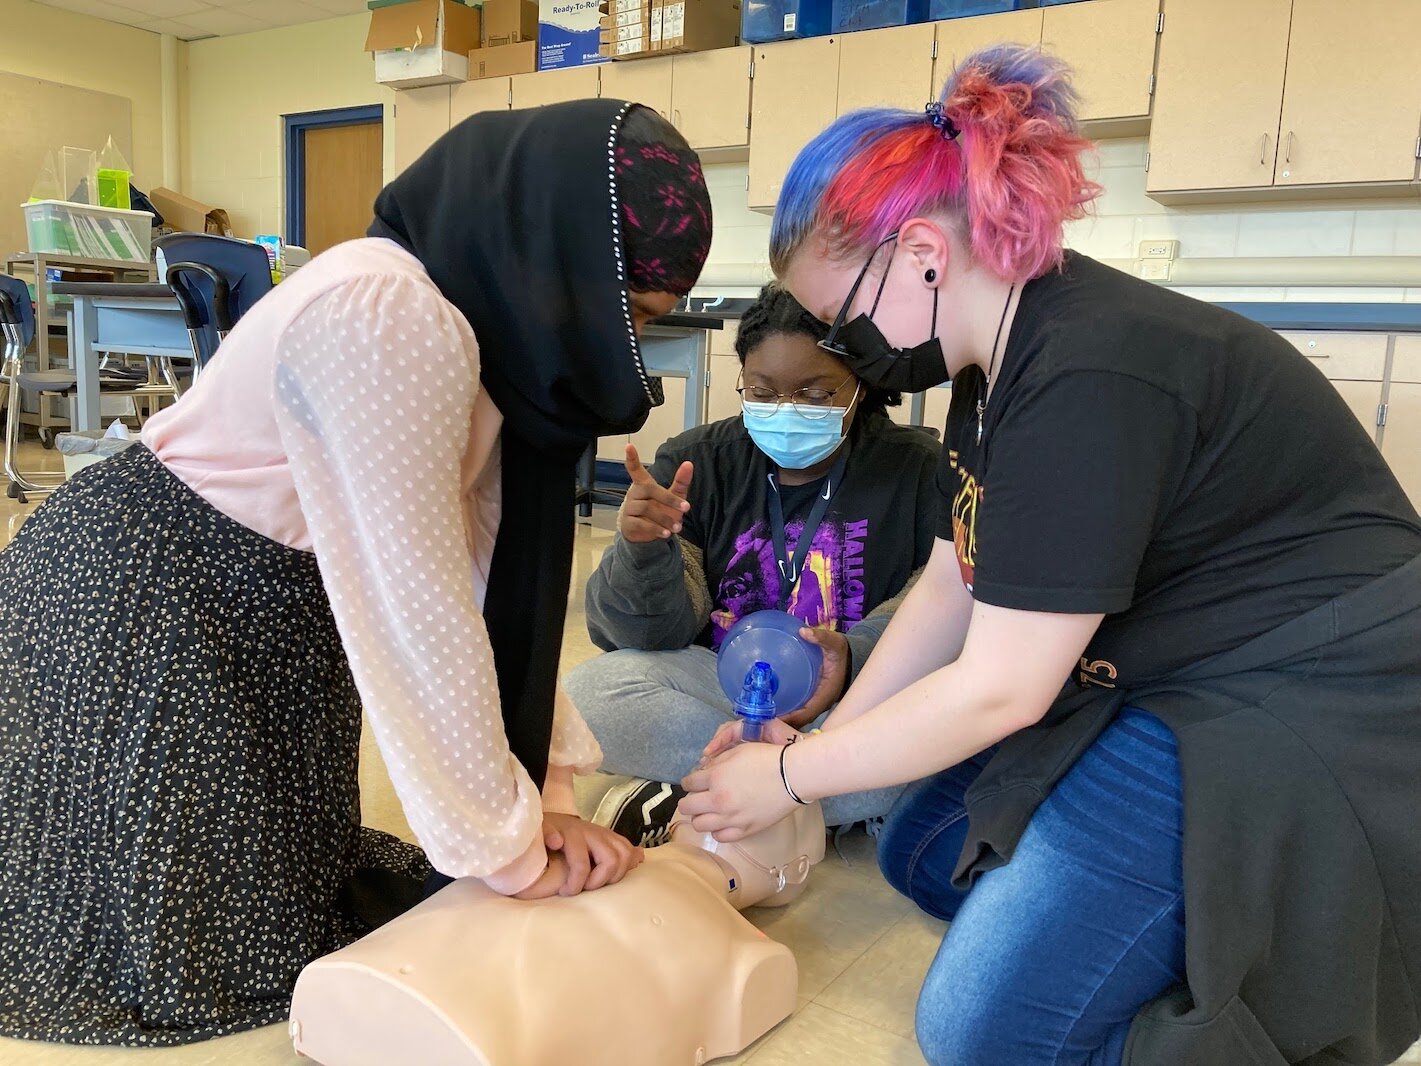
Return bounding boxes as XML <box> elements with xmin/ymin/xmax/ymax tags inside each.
<box><xmin>742</xmin><ymin>386</ymin><xmax>860</xmax><ymax>470</ymax></box>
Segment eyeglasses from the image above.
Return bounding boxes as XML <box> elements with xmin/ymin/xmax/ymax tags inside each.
<box><xmin>737</xmin><ymin>373</ymin><xmax>858</xmax><ymax>420</ymax></box>
<box><xmin>818</xmin><ymin>231</ymin><xmax>900</xmax><ymax>361</ymax></box>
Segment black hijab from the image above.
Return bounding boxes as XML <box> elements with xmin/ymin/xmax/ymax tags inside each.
<box><xmin>368</xmin><ymin>99</ymin><xmax>708</xmax><ymax>791</ymax></box>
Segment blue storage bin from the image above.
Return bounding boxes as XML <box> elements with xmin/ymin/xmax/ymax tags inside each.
<box><xmin>742</xmin><ymin>0</ymin><xmax>833</xmax><ymax>42</ymax></box>
<box><xmin>929</xmin><ymin>0</ymin><xmax>1038</xmax><ymax>17</ymax></box>
<box><xmin>1038</xmin><ymin>0</ymin><xmax>1087</xmax><ymax>5</ymax></box>
<box><xmin>831</xmin><ymin>0</ymin><xmax>929</xmax><ymax>33</ymax></box>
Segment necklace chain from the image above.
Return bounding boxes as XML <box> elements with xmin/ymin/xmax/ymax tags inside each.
<box><xmin>976</xmin><ymin>285</ymin><xmax>1016</xmax><ymax>445</ymax></box>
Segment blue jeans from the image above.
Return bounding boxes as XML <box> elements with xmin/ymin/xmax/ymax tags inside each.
<box><xmin>876</xmin><ymin>708</ymin><xmax>1187</xmax><ymax>1066</ymax></box>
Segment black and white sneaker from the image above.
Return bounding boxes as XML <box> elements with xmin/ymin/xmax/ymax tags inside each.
<box><xmin>592</xmin><ymin>777</ymin><xmax>687</xmax><ymax>849</ymax></box>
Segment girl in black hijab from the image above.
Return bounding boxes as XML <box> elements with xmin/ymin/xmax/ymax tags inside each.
<box><xmin>0</xmin><ymin>100</ymin><xmax>712</xmax><ymax>1046</ymax></box>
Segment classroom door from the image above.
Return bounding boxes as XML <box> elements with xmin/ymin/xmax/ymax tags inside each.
<box><xmin>303</xmin><ymin>120</ymin><xmax>384</xmax><ymax>256</ymax></box>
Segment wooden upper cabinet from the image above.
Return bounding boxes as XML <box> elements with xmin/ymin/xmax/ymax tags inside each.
<box><xmin>836</xmin><ymin>24</ymin><xmax>936</xmax><ymax>115</ymax></box>
<box><xmin>932</xmin><ymin>7</ymin><xmax>1043</xmax><ymax>86</ymax></box>
<box><xmin>392</xmin><ymin>85</ymin><xmax>452</xmax><ymax>177</ymax></box>
<box><xmin>450</xmin><ymin>77</ymin><xmax>510</xmax><ymax>125</ymax></box>
<box><xmin>747</xmin><ymin>36</ymin><xmax>842</xmax><ymax>211</ymax></box>
<box><xmin>671</xmin><ymin>47</ymin><xmax>752</xmax><ymax>152</ymax></box>
<box><xmin>1145</xmin><ymin>0</ymin><xmax>1290</xmax><ymax>195</ymax></box>
<box><xmin>600</xmin><ymin>56</ymin><xmax>674</xmax><ymax>120</ymax></box>
<box><xmin>1274</xmin><ymin>0</ymin><xmax>1421</xmax><ymax>188</ymax></box>
<box><xmin>511</xmin><ymin>65</ymin><xmax>601</xmax><ymax>109</ymax></box>
<box><xmin>1041</xmin><ymin>0</ymin><xmax>1160</xmax><ymax>132</ymax></box>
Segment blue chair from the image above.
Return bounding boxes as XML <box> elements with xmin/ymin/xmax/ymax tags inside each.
<box><xmin>0</xmin><ymin>275</ymin><xmax>156</xmax><ymax>502</ymax></box>
<box><xmin>155</xmin><ymin>234</ymin><xmax>273</xmax><ymax>392</ymax></box>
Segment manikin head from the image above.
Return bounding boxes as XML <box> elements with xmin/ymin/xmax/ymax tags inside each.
<box><xmin>672</xmin><ymin>798</ymin><xmax>827</xmax><ymax>909</ymax></box>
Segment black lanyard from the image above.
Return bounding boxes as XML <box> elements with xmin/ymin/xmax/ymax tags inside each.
<box><xmin>767</xmin><ymin>451</ymin><xmax>849</xmax><ymax>612</ymax></box>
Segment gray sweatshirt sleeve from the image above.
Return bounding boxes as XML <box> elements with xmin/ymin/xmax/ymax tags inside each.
<box><xmin>585</xmin><ymin>534</ymin><xmax>714</xmax><ymax>652</ymax></box>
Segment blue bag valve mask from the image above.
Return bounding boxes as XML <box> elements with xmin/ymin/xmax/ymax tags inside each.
<box><xmin>716</xmin><ymin>610</ymin><xmax>824</xmax><ymax>742</ymax></box>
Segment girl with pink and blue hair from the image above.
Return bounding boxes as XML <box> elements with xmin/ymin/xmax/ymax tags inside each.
<box><xmin>683</xmin><ymin>44</ymin><xmax>1421</xmax><ymax>1066</ymax></box>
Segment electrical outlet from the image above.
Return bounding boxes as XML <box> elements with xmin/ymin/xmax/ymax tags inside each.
<box><xmin>1137</xmin><ymin>259</ymin><xmax>1172</xmax><ymax>281</ymax></box>
<box><xmin>1139</xmin><ymin>239</ymin><xmax>1179</xmax><ymax>260</ymax></box>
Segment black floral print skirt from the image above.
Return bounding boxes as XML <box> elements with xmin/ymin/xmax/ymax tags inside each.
<box><xmin>0</xmin><ymin>445</ymin><xmax>430</xmax><ymax>1046</ymax></box>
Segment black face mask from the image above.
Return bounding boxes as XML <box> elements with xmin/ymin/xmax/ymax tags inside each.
<box><xmin>817</xmin><ymin>231</ymin><xmax>951</xmax><ymax>392</ymax></box>
<box><xmin>830</xmin><ymin>311</ymin><xmax>951</xmax><ymax>392</ymax></box>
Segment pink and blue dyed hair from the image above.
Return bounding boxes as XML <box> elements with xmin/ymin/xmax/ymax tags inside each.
<box><xmin>769</xmin><ymin>45</ymin><xmax>1101</xmax><ymax>284</ymax></box>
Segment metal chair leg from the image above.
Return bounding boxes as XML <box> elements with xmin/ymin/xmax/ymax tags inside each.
<box><xmin>158</xmin><ymin>357</ymin><xmax>185</xmax><ymax>399</ymax></box>
<box><xmin>3</xmin><ymin>379</ymin><xmax>61</xmax><ymax>500</ymax></box>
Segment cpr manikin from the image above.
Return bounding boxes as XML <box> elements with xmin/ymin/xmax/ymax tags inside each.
<box><xmin>288</xmin><ymin>802</ymin><xmax>826</xmax><ymax>1066</ymax></box>
<box><xmin>289</xmin><ymin>611</ymin><xmax>828</xmax><ymax>1065</ymax></box>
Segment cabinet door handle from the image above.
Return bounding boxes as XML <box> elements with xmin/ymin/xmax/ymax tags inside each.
<box><xmin>1285</xmin><ymin>131</ymin><xmax>1294</xmax><ymax>164</ymax></box>
<box><xmin>673</xmin><ymin>108</ymin><xmax>682</xmax><ymax>128</ymax></box>
<box><xmin>1259</xmin><ymin>133</ymin><xmax>1270</xmax><ymax>165</ymax></box>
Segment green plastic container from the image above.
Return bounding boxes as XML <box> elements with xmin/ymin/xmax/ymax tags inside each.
<box><xmin>97</xmin><ymin>168</ymin><xmax>132</xmax><ymax>210</ymax></box>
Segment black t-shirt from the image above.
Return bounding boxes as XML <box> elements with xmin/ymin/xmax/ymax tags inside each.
<box><xmin>650</xmin><ymin>412</ymin><xmax>940</xmax><ymax>648</ymax></box>
<box><xmin>938</xmin><ymin>251</ymin><xmax>1421</xmax><ymax>688</ymax></box>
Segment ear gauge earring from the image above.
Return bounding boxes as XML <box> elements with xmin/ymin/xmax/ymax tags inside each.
<box><xmin>924</xmin><ymin>269</ymin><xmax>937</xmax><ymax>283</ymax></box>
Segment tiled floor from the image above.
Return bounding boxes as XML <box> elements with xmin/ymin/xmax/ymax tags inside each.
<box><xmin>0</xmin><ymin>452</ymin><xmax>1418</xmax><ymax>1065</ymax></box>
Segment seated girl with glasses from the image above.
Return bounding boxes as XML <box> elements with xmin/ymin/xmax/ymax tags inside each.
<box><xmin>565</xmin><ymin>284</ymin><xmax>940</xmax><ymax>844</ymax></box>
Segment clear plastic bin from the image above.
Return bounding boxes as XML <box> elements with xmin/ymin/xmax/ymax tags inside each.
<box><xmin>929</xmin><ymin>0</ymin><xmax>1037</xmax><ymax>18</ymax></box>
<box><xmin>22</xmin><ymin>200</ymin><xmax>154</xmax><ymax>264</ymax></box>
<box><xmin>742</xmin><ymin>0</ymin><xmax>833</xmax><ymax>43</ymax></box>
<box><xmin>831</xmin><ymin>0</ymin><xmax>928</xmax><ymax>33</ymax></box>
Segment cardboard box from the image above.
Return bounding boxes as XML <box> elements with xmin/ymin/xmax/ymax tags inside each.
<box><xmin>614</xmin><ymin>0</ymin><xmax>744</xmax><ymax>60</ymax></box>
<box><xmin>365</xmin><ymin>0</ymin><xmax>481</xmax><ymax>87</ymax></box>
<box><xmin>658</xmin><ymin>0</ymin><xmax>739</xmax><ymax>53</ymax></box>
<box><xmin>468</xmin><ymin>39</ymin><xmax>538</xmax><ymax>78</ymax></box>
<box><xmin>483</xmin><ymin>0</ymin><xmax>538</xmax><ymax>45</ymax></box>
<box><xmin>600</xmin><ymin>4</ymin><xmax>649</xmax><ymax>29</ymax></box>
<box><xmin>600</xmin><ymin>35</ymin><xmax>648</xmax><ymax>58</ymax></box>
<box><xmin>540</xmin><ymin>0</ymin><xmax>609</xmax><ymax>69</ymax></box>
<box><xmin>148</xmin><ymin>188</ymin><xmax>233</xmax><ymax>237</ymax></box>
<box><xmin>601</xmin><ymin>16</ymin><xmax>650</xmax><ymax>41</ymax></box>
<box><xmin>600</xmin><ymin>0</ymin><xmax>652</xmax><ymax>54</ymax></box>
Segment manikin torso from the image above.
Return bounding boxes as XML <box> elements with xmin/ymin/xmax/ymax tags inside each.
<box><xmin>289</xmin><ymin>802</ymin><xmax>826</xmax><ymax>1066</ymax></box>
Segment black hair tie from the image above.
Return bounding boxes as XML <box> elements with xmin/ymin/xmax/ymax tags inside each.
<box><xmin>925</xmin><ymin>101</ymin><xmax>961</xmax><ymax>141</ymax></box>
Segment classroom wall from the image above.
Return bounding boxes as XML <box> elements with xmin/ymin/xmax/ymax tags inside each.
<box><xmin>181</xmin><ymin>14</ymin><xmax>394</xmax><ymax>239</ymax></box>
<box><xmin>698</xmin><ymin>142</ymin><xmax>1421</xmax><ymax>302</ymax></box>
<box><xmin>0</xmin><ymin>0</ymin><xmax>164</xmax><ymax>190</ymax></box>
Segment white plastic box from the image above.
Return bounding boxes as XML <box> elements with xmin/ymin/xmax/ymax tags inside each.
<box><xmin>23</xmin><ymin>200</ymin><xmax>154</xmax><ymax>264</ymax></box>
<box><xmin>373</xmin><ymin>48</ymin><xmax>470</xmax><ymax>87</ymax></box>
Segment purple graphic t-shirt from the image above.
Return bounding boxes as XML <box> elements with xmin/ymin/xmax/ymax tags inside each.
<box><xmin>709</xmin><ymin>481</ymin><xmax>871</xmax><ymax>647</ymax></box>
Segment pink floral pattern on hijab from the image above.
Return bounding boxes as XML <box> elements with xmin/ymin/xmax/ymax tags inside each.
<box><xmin>616</xmin><ymin>141</ymin><xmax>712</xmax><ymax>296</ymax></box>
